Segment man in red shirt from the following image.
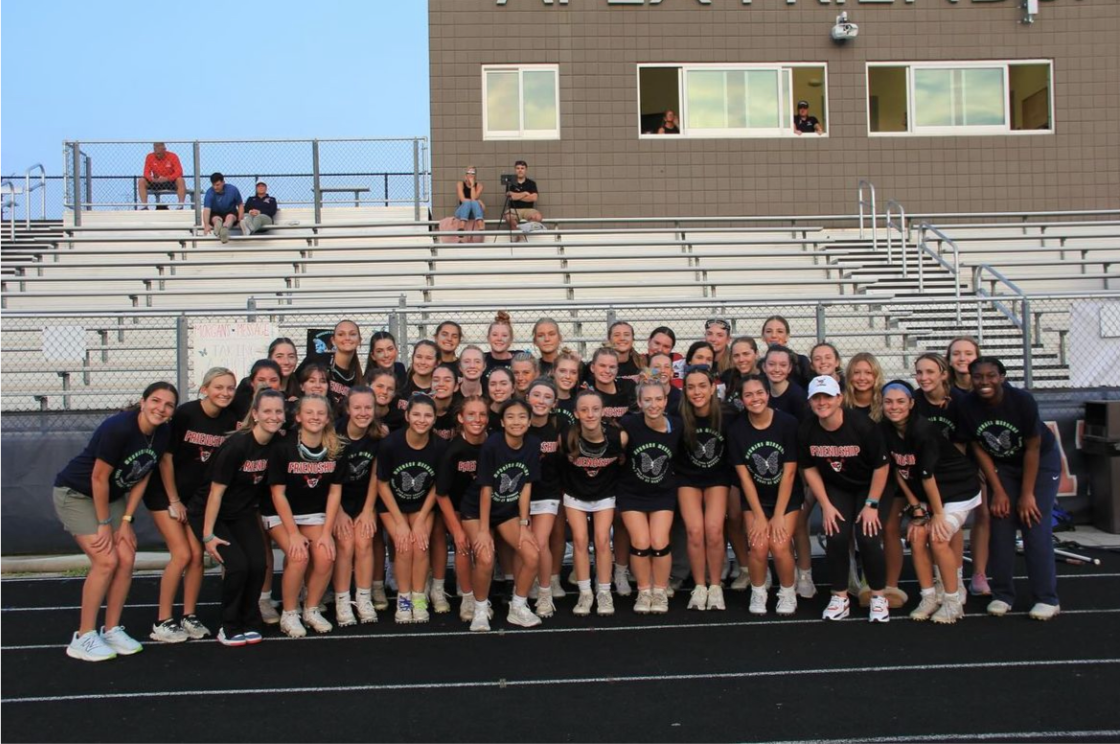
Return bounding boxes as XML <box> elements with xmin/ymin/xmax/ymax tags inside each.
<box><xmin>137</xmin><ymin>142</ymin><xmax>186</xmax><ymax>208</ymax></box>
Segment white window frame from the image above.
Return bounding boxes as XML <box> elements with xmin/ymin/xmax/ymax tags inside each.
<box><xmin>637</xmin><ymin>63</ymin><xmax>829</xmax><ymax>140</ymax></box>
<box><xmin>482</xmin><ymin>64</ymin><xmax>561</xmax><ymax>141</ymax></box>
<box><xmin>866</xmin><ymin>60</ymin><xmax>1054</xmax><ymax>137</ymax></box>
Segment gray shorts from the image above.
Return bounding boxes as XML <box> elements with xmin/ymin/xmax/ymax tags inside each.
<box><xmin>53</xmin><ymin>486</ymin><xmax>125</xmax><ymax>536</ymax></box>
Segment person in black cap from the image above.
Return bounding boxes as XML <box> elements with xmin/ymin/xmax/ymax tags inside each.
<box><xmin>794</xmin><ymin>101</ymin><xmax>823</xmax><ymax>135</ymax></box>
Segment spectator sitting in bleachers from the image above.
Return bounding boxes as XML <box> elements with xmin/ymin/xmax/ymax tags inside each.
<box><xmin>202</xmin><ymin>173</ymin><xmax>244</xmax><ymax>244</ymax></box>
<box><xmin>137</xmin><ymin>142</ymin><xmax>187</xmax><ymax>209</ymax></box>
<box><xmin>241</xmin><ymin>182</ymin><xmax>278</xmax><ymax>235</ymax></box>
<box><xmin>455</xmin><ymin>166</ymin><xmax>486</xmax><ymax>232</ymax></box>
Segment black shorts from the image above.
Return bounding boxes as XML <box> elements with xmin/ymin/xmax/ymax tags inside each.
<box><xmin>341</xmin><ymin>496</ymin><xmax>365</xmax><ymax>519</ymax></box>
<box><xmin>142</xmin><ymin>488</ymin><xmax>173</xmax><ymax>512</ymax></box>
<box><xmin>210</xmin><ymin>210</ymin><xmax>239</xmax><ymax>224</ymax></box>
<box><xmin>146</xmin><ymin>179</ymin><xmax>178</xmax><ymax>191</ymax></box>
<box><xmin>460</xmin><ymin>497</ymin><xmax>518</xmax><ymax>528</ymax></box>
<box><xmin>617</xmin><ymin>492</ymin><xmax>676</xmax><ymax>514</ymax></box>
<box><xmin>751</xmin><ymin>494</ymin><xmax>805</xmax><ymax>519</ymax></box>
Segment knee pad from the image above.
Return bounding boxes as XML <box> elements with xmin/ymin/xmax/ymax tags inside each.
<box><xmin>630</xmin><ymin>546</ymin><xmax>652</xmax><ymax>557</ymax></box>
<box><xmin>650</xmin><ymin>545</ymin><xmax>671</xmax><ymax>557</ymax></box>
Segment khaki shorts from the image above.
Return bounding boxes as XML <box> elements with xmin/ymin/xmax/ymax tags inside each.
<box><xmin>508</xmin><ymin>207</ymin><xmax>536</xmax><ymax>223</ymax></box>
<box><xmin>53</xmin><ymin>486</ymin><xmax>126</xmax><ymax>536</ymax></box>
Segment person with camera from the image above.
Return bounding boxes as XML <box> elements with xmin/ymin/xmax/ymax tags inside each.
<box><xmin>502</xmin><ymin>160</ymin><xmax>539</xmax><ymax>233</ymax></box>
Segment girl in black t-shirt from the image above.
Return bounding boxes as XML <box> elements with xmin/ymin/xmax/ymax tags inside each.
<box><xmin>551</xmin><ymin>348</ymin><xmax>583</xmax><ymax>429</ymax></box>
<box><xmin>363</xmin><ymin>331</ymin><xmax>408</xmax><ymax>391</ymax></box>
<box><xmin>231</xmin><ymin>359</ymin><xmax>282</xmax><ymax>422</ymax></box>
<box><xmin>268</xmin><ymin>394</ymin><xmax>345</xmax><ymax>638</ymax></box>
<box><xmin>323</xmin><ymin>319</ymin><xmax>363</xmax><ymax>415</ymax></box>
<box><xmin>648</xmin><ymin>353</ymin><xmax>683</xmax><ymax>412</ymax></box>
<box><xmin>458</xmin><ymin>345</ymin><xmax>486</xmax><ymax>398</ymax></box>
<box><xmin>810</xmin><ymin>342</ymin><xmax>843</xmax><ymax>387</ymax></box>
<box><xmin>399</xmin><ymin>340</ymin><xmax>439</xmax><ymax>403</ymax></box>
<box><xmin>511</xmin><ymin>353</ymin><xmax>540</xmax><ymax>399</ymax></box>
<box><xmin>428</xmin><ymin>364</ymin><xmax>461</xmax><ymax>614</ymax></box>
<box><xmin>704</xmin><ymin>318</ymin><xmax>733</xmax><ymax>376</ymax></box>
<box><xmin>532</xmin><ymin>317</ymin><xmax>563</xmax><ymax>376</ymax></box>
<box><xmin>460</xmin><ymin>399</ymin><xmax>542</xmax><ymax>631</ymax></box>
<box><xmin>194</xmin><ymin>388</ymin><xmax>284</xmax><ymax>646</ymax></box>
<box><xmin>366</xmin><ymin>367</ymin><xmax>401</xmax><ymax>611</ymax></box>
<box><xmin>764</xmin><ymin>345</ymin><xmax>810</xmax><ymax>423</ymax></box>
<box><xmin>727</xmin><ymin>375</ymin><xmax>802</xmax><ymax>617</ymax></box>
<box><xmin>721</xmin><ymin>336</ymin><xmax>761</xmax><ymax>413</ymax></box>
<box><xmin>267</xmin><ymin>337</ymin><xmax>300</xmax><ymax>399</ymax></box>
<box><xmin>287</xmin><ymin>362</ymin><xmax>329</xmax><ymax>430</ymax></box>
<box><xmin>483</xmin><ymin>310</ymin><xmax>519</xmax><ymax>383</ymax></box>
<box><xmin>486</xmin><ymin>366</ymin><xmax>516</xmax><ymax>432</ymax></box>
<box><xmin>798</xmin><ymin>377</ymin><xmax>891</xmax><ymax>623</ymax></box>
<box><xmin>761</xmin><ymin>315</ymin><xmax>813</xmax><ymax>389</ymax></box>
<box><xmin>146</xmin><ymin>367</ymin><xmax>239</xmax><ymax>644</ymax></box>
<box><xmin>526</xmin><ymin>379</ymin><xmax>563</xmax><ymax>618</ymax></box>
<box><xmin>607</xmin><ymin>321</ymin><xmax>643</xmax><ymax>384</ymax></box>
<box><xmin>434</xmin><ymin>320</ymin><xmax>462</xmax><ymax>365</ymax></box>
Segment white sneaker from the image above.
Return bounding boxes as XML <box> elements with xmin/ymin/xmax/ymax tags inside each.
<box><xmin>730</xmin><ymin>572</ymin><xmax>751</xmax><ymax>591</ymax></box>
<box><xmin>614</xmin><ymin>565</ymin><xmax>633</xmax><ymax>597</ymax></box>
<box><xmin>372</xmin><ymin>584</ymin><xmax>389</xmax><ymax>611</ymax></box>
<box><xmin>535</xmin><ymin>592</ymin><xmax>556</xmax><ymax>618</ymax></box>
<box><xmin>507</xmin><ymin>602</ymin><xmax>543</xmax><ymax>628</ymax></box>
<box><xmin>706</xmin><ymin>584</ymin><xmax>726</xmax><ymax>611</ymax></box>
<box><xmin>181</xmin><ymin>615</ymin><xmax>211</xmax><ymax>640</ymax></box>
<box><xmin>100</xmin><ymin>625</ymin><xmax>143</xmax><ymax>655</ymax></box>
<box><xmin>776</xmin><ymin>587</ymin><xmax>798</xmax><ymax>616</ymax></box>
<box><xmin>634</xmin><ymin>588</ymin><xmax>653</xmax><ymax>614</ymax></box>
<box><xmin>987</xmin><ymin>599</ymin><xmax>1012</xmax><ymax>617</ymax></box>
<box><xmin>573</xmin><ymin>590</ymin><xmax>594</xmax><ymax>616</ymax></box>
<box><xmin>150</xmin><ymin>618</ymin><xmax>189</xmax><ymax>644</ymax></box>
<box><xmin>822</xmin><ymin>594</ymin><xmax>850</xmax><ymax>621</ymax></box>
<box><xmin>688</xmin><ymin>585</ymin><xmax>709</xmax><ymax>611</ymax></box>
<box><xmin>280</xmin><ymin>610</ymin><xmax>307</xmax><ymax>638</ymax></box>
<box><xmin>411</xmin><ymin>594</ymin><xmax>430</xmax><ymax>624</ymax></box>
<box><xmin>355</xmin><ymin>593</ymin><xmax>378</xmax><ymax>624</ymax></box>
<box><xmin>650</xmin><ymin>587</ymin><xmax>670</xmax><ymax>614</ymax></box>
<box><xmin>749</xmin><ymin>587</ymin><xmax>768</xmax><ymax>616</ymax></box>
<box><xmin>1028</xmin><ymin>603</ymin><xmax>1060</xmax><ymax>621</ymax></box>
<box><xmin>259</xmin><ymin>598</ymin><xmax>281</xmax><ymax>625</ymax></box>
<box><xmin>910</xmin><ymin>593</ymin><xmax>940</xmax><ymax>622</ymax></box>
<box><xmin>431</xmin><ymin>584</ymin><xmax>451</xmax><ymax>614</ymax></box>
<box><xmin>460</xmin><ymin>593</ymin><xmax>476</xmax><ymax>622</ymax></box>
<box><xmin>869</xmin><ymin>595</ymin><xmax>890</xmax><ymax>623</ymax></box>
<box><xmin>596</xmin><ymin>589</ymin><xmax>615</xmax><ymax>616</ymax></box>
<box><xmin>471</xmin><ymin>606</ymin><xmax>492</xmax><ymax>632</ymax></box>
<box><xmin>932</xmin><ymin>595</ymin><xmax>963</xmax><ymax>625</ymax></box>
<box><xmin>549</xmin><ymin>575</ymin><xmax>567</xmax><ymax>599</ymax></box>
<box><xmin>67</xmin><ymin>630</ymin><xmax>117</xmax><ymax>662</ymax></box>
<box><xmin>394</xmin><ymin>596</ymin><xmax>413</xmax><ymax>624</ymax></box>
<box><xmin>302</xmin><ymin>606</ymin><xmax>333</xmax><ymax>634</ymax></box>
<box><xmin>796</xmin><ymin>569</ymin><xmax>817</xmax><ymax>599</ymax></box>
<box><xmin>334</xmin><ymin>594</ymin><xmax>357</xmax><ymax>627</ymax></box>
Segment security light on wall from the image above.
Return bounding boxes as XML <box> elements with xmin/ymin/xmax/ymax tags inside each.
<box><xmin>831</xmin><ymin>12</ymin><xmax>859</xmax><ymax>44</ymax></box>
<box><xmin>1022</xmin><ymin>0</ymin><xmax>1039</xmax><ymax>24</ymax></box>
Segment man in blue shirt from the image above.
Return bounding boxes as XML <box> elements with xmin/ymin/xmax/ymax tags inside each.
<box><xmin>241</xmin><ymin>181</ymin><xmax>278</xmax><ymax>235</ymax></box>
<box><xmin>202</xmin><ymin>172</ymin><xmax>244</xmax><ymax>244</ymax></box>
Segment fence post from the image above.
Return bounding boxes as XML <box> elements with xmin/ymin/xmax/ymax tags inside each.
<box><xmin>176</xmin><ymin>315</ymin><xmax>190</xmax><ymax>397</ymax></box>
<box><xmin>192</xmin><ymin>142</ymin><xmax>202</xmax><ymax>229</ymax></box>
<box><xmin>413</xmin><ymin>139</ymin><xmax>421</xmax><ymax>222</ymax></box>
<box><xmin>246</xmin><ymin>297</ymin><xmax>257</xmax><ymax>322</ymax></box>
<box><xmin>71</xmin><ymin>142</ymin><xmax>82</xmax><ymax>226</ymax></box>
<box><xmin>312</xmin><ymin>140</ymin><xmax>322</xmax><ymax>227</ymax></box>
<box><xmin>815</xmin><ymin>303</ymin><xmax>826</xmax><ymax>343</ymax></box>
<box><xmin>1021</xmin><ymin>297</ymin><xmax>1033</xmax><ymax>388</ymax></box>
<box><xmin>397</xmin><ymin>294</ymin><xmax>409</xmax><ymax>352</ymax></box>
<box><xmin>605</xmin><ymin>308</ymin><xmax>618</xmax><ymax>338</ymax></box>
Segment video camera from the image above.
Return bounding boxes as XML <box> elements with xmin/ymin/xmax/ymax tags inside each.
<box><xmin>500</xmin><ymin>173</ymin><xmax>518</xmax><ymax>189</ymax></box>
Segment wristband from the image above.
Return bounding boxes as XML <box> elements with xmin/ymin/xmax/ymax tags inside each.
<box><xmin>122</xmin><ymin>514</ymin><xmax>134</xmax><ymax>523</ymax></box>
<box><xmin>97</xmin><ymin>517</ymin><xmax>113</xmax><ymax>526</ymax></box>
<box><xmin>202</xmin><ymin>534</ymin><xmax>217</xmax><ymax>544</ymax></box>
<box><xmin>518</xmin><ymin>518</ymin><xmax>530</xmax><ymax>527</ymax></box>
<box><xmin>864</xmin><ymin>499</ymin><xmax>879</xmax><ymax>508</ymax></box>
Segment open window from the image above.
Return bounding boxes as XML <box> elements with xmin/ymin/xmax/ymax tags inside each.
<box><xmin>482</xmin><ymin>65</ymin><xmax>560</xmax><ymax>141</ymax></box>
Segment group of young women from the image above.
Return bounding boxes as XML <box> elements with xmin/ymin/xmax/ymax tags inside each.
<box><xmin>54</xmin><ymin>313</ymin><xmax>1063</xmax><ymax>660</ymax></box>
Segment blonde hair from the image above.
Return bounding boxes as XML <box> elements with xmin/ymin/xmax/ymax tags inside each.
<box><xmin>200</xmin><ymin>366</ymin><xmax>236</xmax><ymax>391</ymax></box>
<box><xmin>294</xmin><ymin>394</ymin><xmax>343</xmax><ymax>459</ymax></box>
<box><xmin>843</xmin><ymin>352</ymin><xmax>885</xmax><ymax>422</ymax></box>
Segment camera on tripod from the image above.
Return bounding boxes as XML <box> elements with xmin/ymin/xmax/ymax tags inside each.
<box><xmin>500</xmin><ymin>173</ymin><xmax>517</xmax><ymax>189</ymax></box>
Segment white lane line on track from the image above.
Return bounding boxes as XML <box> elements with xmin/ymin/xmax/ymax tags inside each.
<box><xmin>776</xmin><ymin>730</ymin><xmax>1120</xmax><ymax>744</ymax></box>
<box><xmin>6</xmin><ymin>572</ymin><xmax>1120</xmax><ymax>612</ymax></box>
<box><xmin>3</xmin><ymin>607</ymin><xmax>1119</xmax><ymax>652</ymax></box>
<box><xmin>3</xmin><ymin>658</ymin><xmax>1118</xmax><ymax>704</ymax></box>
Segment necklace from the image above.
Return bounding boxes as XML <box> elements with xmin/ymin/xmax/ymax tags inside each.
<box><xmin>298</xmin><ymin>438</ymin><xmax>327</xmax><ymax>461</ymax></box>
<box><xmin>578</xmin><ymin>435</ymin><xmax>608</xmax><ymax>459</ymax></box>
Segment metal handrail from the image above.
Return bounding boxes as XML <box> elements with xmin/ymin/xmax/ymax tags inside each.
<box><xmin>972</xmin><ymin>263</ymin><xmax>1034</xmax><ymax>386</ymax></box>
<box><xmin>915</xmin><ymin>223</ymin><xmax>963</xmax><ymax>322</ymax></box>
<box><xmin>857</xmin><ymin>179</ymin><xmax>878</xmax><ymax>252</ymax></box>
<box><xmin>885</xmin><ymin>199</ymin><xmax>907</xmax><ymax>277</ymax></box>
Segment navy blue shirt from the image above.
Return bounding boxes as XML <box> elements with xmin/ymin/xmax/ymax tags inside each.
<box><xmin>244</xmin><ymin>194</ymin><xmax>278</xmax><ymax>218</ymax></box>
<box><xmin>203</xmin><ymin>184</ymin><xmax>243</xmax><ymax>213</ymax></box>
<box><xmin>55</xmin><ymin>411</ymin><xmax>172</xmax><ymax>501</ymax></box>
<box><xmin>727</xmin><ymin>409</ymin><xmax>800</xmax><ymax>507</ymax></box>
<box><xmin>957</xmin><ymin>385</ymin><xmax>1056</xmax><ymax>469</ymax></box>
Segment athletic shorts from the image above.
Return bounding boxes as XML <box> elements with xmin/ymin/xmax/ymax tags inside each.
<box><xmin>741</xmin><ymin>491</ymin><xmax>805</xmax><ymax>517</ymax></box>
<box><xmin>563</xmin><ymin>494</ymin><xmax>616</xmax><ymax>513</ymax></box>
<box><xmin>145</xmin><ymin>179</ymin><xmax>177</xmax><ymax>192</ymax></box>
<box><xmin>263</xmin><ymin>512</ymin><xmax>327</xmax><ymax>530</ymax></box>
<box><xmin>209</xmin><ymin>210</ymin><xmax>239</xmax><ymax>224</ymax></box>
<box><xmin>53</xmin><ymin>487</ymin><xmax>126</xmax><ymax>536</ymax></box>
<box><xmin>530</xmin><ymin>499</ymin><xmax>560</xmax><ymax>516</ymax></box>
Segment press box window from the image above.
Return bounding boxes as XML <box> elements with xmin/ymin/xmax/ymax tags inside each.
<box><xmin>483</xmin><ymin>65</ymin><xmax>560</xmax><ymax>141</ymax></box>
<box><xmin>868</xmin><ymin>61</ymin><xmax>1052</xmax><ymax>136</ymax></box>
<box><xmin>638</xmin><ymin>64</ymin><xmax>827</xmax><ymax>138</ymax></box>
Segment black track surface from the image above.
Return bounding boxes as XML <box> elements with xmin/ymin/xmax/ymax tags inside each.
<box><xmin>3</xmin><ymin>553</ymin><xmax>1119</xmax><ymax>743</ymax></box>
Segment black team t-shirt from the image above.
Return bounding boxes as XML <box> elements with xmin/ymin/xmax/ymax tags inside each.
<box><xmin>436</xmin><ymin>436</ymin><xmax>482</xmax><ymax>512</ymax></box>
<box><xmin>336</xmin><ymin>418</ymin><xmax>381</xmax><ymax>515</ymax></box>
<box><xmin>674</xmin><ymin>413</ymin><xmax>733</xmax><ymax>487</ymax></box>
<box><xmin>727</xmin><ymin>409</ymin><xmax>801</xmax><ymax>508</ymax></box>
<box><xmin>146</xmin><ymin>399</ymin><xmax>238</xmax><ymax>507</ymax></box>
<box><xmin>554</xmin><ymin>396</ymin><xmax>577</xmax><ymax>429</ymax></box>
<box><xmin>797</xmin><ymin>412</ymin><xmax>888</xmax><ymax>494</ymax></box>
<box><xmin>266</xmin><ymin>436</ymin><xmax>345</xmax><ymax>517</ymax></box>
<box><xmin>617</xmin><ymin>414</ymin><xmax>682</xmax><ymax>510</ymax></box>
<box><xmin>190</xmin><ymin>432</ymin><xmax>273</xmax><ymax>520</ymax></box>
<box><xmin>957</xmin><ymin>385</ymin><xmax>1056</xmax><ymax>469</ymax></box>
<box><xmin>530</xmin><ymin>420</ymin><xmax>563</xmax><ymax>502</ymax></box>
<box><xmin>768</xmin><ymin>382</ymin><xmax>810</xmax><ymax>423</ymax></box>
<box><xmin>560</xmin><ymin>426</ymin><xmax>624</xmax><ymax>502</ymax></box>
<box><xmin>463</xmin><ymin>432</ymin><xmax>541</xmax><ymax>525</ymax></box>
<box><xmin>55</xmin><ymin>411</ymin><xmax>172</xmax><ymax>501</ymax></box>
<box><xmin>913</xmin><ymin>392</ymin><xmax>960</xmax><ymax>438</ymax></box>
<box><xmin>376</xmin><ymin>429</ymin><xmax>447</xmax><ymax>514</ymax></box>
<box><xmin>593</xmin><ymin>380</ymin><xmax>637</xmax><ymax>427</ymax></box>
<box><xmin>881</xmin><ymin>415</ymin><xmax>979</xmax><ymax>504</ymax></box>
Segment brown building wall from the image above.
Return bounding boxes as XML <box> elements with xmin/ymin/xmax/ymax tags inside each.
<box><xmin>429</xmin><ymin>0</ymin><xmax>1120</xmax><ymax>220</ymax></box>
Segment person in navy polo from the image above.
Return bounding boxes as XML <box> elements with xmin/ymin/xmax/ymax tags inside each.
<box><xmin>242</xmin><ymin>181</ymin><xmax>278</xmax><ymax>235</ymax></box>
<box><xmin>202</xmin><ymin>172</ymin><xmax>244</xmax><ymax>244</ymax></box>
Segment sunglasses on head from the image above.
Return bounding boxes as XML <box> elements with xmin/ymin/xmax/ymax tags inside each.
<box><xmin>705</xmin><ymin>319</ymin><xmax>731</xmax><ymax>331</ymax></box>
<box><xmin>685</xmin><ymin>364</ymin><xmax>712</xmax><ymax>374</ymax></box>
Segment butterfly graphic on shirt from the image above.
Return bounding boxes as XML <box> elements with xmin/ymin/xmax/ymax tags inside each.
<box><xmin>752</xmin><ymin>451</ymin><xmax>781</xmax><ymax>476</ymax></box>
<box><xmin>639</xmin><ymin>452</ymin><xmax>669</xmax><ymax>477</ymax></box>
<box><xmin>982</xmin><ymin>429</ymin><xmax>1014</xmax><ymax>454</ymax></box>
<box><xmin>348</xmin><ymin>458</ymin><xmax>372</xmax><ymax>482</ymax></box>
<box><xmin>692</xmin><ymin>436</ymin><xmax>720</xmax><ymax>464</ymax></box>
<box><xmin>399</xmin><ymin>471</ymin><xmax>429</xmax><ymax>497</ymax></box>
<box><xmin>117</xmin><ymin>458</ymin><xmax>156</xmax><ymax>488</ymax></box>
<box><xmin>497</xmin><ymin>471</ymin><xmax>524</xmax><ymax>498</ymax></box>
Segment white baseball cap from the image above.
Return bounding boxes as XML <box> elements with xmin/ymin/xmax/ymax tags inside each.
<box><xmin>806</xmin><ymin>375</ymin><xmax>841</xmax><ymax>398</ymax></box>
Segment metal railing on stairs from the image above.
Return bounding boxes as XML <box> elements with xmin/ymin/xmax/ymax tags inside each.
<box><xmin>2</xmin><ymin>164</ymin><xmax>49</xmax><ymax>239</ymax></box>
<box><xmin>972</xmin><ymin>263</ymin><xmax>1033</xmax><ymax>387</ymax></box>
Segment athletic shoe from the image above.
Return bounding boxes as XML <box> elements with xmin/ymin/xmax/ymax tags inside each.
<box><xmin>411</xmin><ymin>594</ymin><xmax>430</xmax><ymax>624</ymax></box>
<box><xmin>749</xmin><ymin>587</ymin><xmax>768</xmax><ymax>616</ymax></box>
<box><xmin>218</xmin><ymin>225</ymin><xmax>230</xmax><ymax>244</ymax></box>
<box><xmin>181</xmin><ymin>614</ymin><xmax>211</xmax><ymax>640</ymax></box>
<box><xmin>394</xmin><ymin>596</ymin><xmax>413</xmax><ymax>624</ymax></box>
<box><xmin>634</xmin><ymin>589</ymin><xmax>653</xmax><ymax>614</ymax></box>
<box><xmin>431</xmin><ymin>584</ymin><xmax>451</xmax><ymax>614</ymax></box>
<box><xmin>910</xmin><ymin>593</ymin><xmax>940</xmax><ymax>621</ymax></box>
<box><xmin>1028</xmin><ymin>603</ymin><xmax>1060</xmax><ymax>621</ymax></box>
<box><xmin>334</xmin><ymin>595</ymin><xmax>357</xmax><ymax>627</ymax></box>
<box><xmin>776</xmin><ymin>587</ymin><xmax>798</xmax><ymax>616</ymax></box>
<box><xmin>280</xmin><ymin>610</ymin><xmax>307</xmax><ymax>638</ymax></box>
<box><xmin>596</xmin><ymin>588</ymin><xmax>615</xmax><ymax>616</ymax></box>
<box><xmin>687</xmin><ymin>585</ymin><xmax>709</xmax><ymax>611</ymax></box>
<box><xmin>796</xmin><ymin>569</ymin><xmax>817</xmax><ymax>599</ymax></box>
<box><xmin>372</xmin><ymin>584</ymin><xmax>389</xmax><ymax>611</ymax></box>
<box><xmin>470</xmin><ymin>607</ymin><xmax>491</xmax><ymax>632</ymax></box>
<box><xmin>730</xmin><ymin>572</ymin><xmax>751</xmax><ymax>591</ymax></box>
<box><xmin>507</xmin><ymin>603</ymin><xmax>543</xmax><ymax>628</ymax></box>
<box><xmin>822</xmin><ymin>594</ymin><xmax>850</xmax><ymax>621</ymax></box>
<box><xmin>706</xmin><ymin>584</ymin><xmax>726</xmax><ymax>611</ymax></box>
<box><xmin>549</xmin><ymin>575</ymin><xmax>567</xmax><ymax>599</ymax></box>
<box><xmin>100</xmin><ymin>626</ymin><xmax>143</xmax><ymax>655</ymax></box>
<box><xmin>573</xmin><ymin>590</ymin><xmax>594</xmax><ymax>616</ymax></box>
<box><xmin>258</xmin><ymin>599</ymin><xmax>281</xmax><ymax>625</ymax></box>
<box><xmin>970</xmin><ymin>572</ymin><xmax>992</xmax><ymax>596</ymax></box>
<box><xmin>149</xmin><ymin>618</ymin><xmax>189</xmax><ymax>644</ymax></box>
<box><xmin>460</xmin><ymin>594</ymin><xmax>476</xmax><ymax>622</ymax></box>
<box><xmin>986</xmin><ymin>599</ymin><xmax>1012</xmax><ymax>617</ymax></box>
<box><xmin>67</xmin><ymin>630</ymin><xmax>117</xmax><ymax>662</ymax></box>
<box><xmin>884</xmin><ymin>586</ymin><xmax>909</xmax><ymax>609</ymax></box>
<box><xmin>931</xmin><ymin>596</ymin><xmax>963</xmax><ymax>625</ymax></box>
<box><xmin>217</xmin><ymin>628</ymin><xmax>249</xmax><ymax>647</ymax></box>
<box><xmin>535</xmin><ymin>592</ymin><xmax>556</xmax><ymax>618</ymax></box>
<box><xmin>650</xmin><ymin>588</ymin><xmax>670</xmax><ymax>614</ymax></box>
<box><xmin>869</xmin><ymin>595</ymin><xmax>890</xmax><ymax>623</ymax></box>
<box><xmin>356</xmin><ymin>593</ymin><xmax>378</xmax><ymax>624</ymax></box>
<box><xmin>302</xmin><ymin>606</ymin><xmax>333</xmax><ymax>634</ymax></box>
<box><xmin>243</xmin><ymin>631</ymin><xmax>264</xmax><ymax>644</ymax></box>
<box><xmin>614</xmin><ymin>565</ymin><xmax>633</xmax><ymax>597</ymax></box>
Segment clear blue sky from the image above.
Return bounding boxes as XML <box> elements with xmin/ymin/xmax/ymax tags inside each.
<box><xmin>0</xmin><ymin>1</ymin><xmax>430</xmax><ymax>176</ymax></box>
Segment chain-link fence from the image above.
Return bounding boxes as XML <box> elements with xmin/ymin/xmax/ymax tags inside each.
<box><xmin>61</xmin><ymin>139</ymin><xmax>430</xmax><ymax>223</ymax></box>
<box><xmin>4</xmin><ymin>294</ymin><xmax>1118</xmax><ymax>431</ymax></box>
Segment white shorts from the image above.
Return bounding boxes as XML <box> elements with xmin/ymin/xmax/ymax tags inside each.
<box><xmin>530</xmin><ymin>499</ymin><xmax>561</xmax><ymax>516</ymax></box>
<box><xmin>920</xmin><ymin>493</ymin><xmax>980</xmax><ymax>536</ymax></box>
<box><xmin>263</xmin><ymin>512</ymin><xmax>327</xmax><ymax>530</ymax></box>
<box><xmin>563</xmin><ymin>494</ymin><xmax>616</xmax><ymax>513</ymax></box>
